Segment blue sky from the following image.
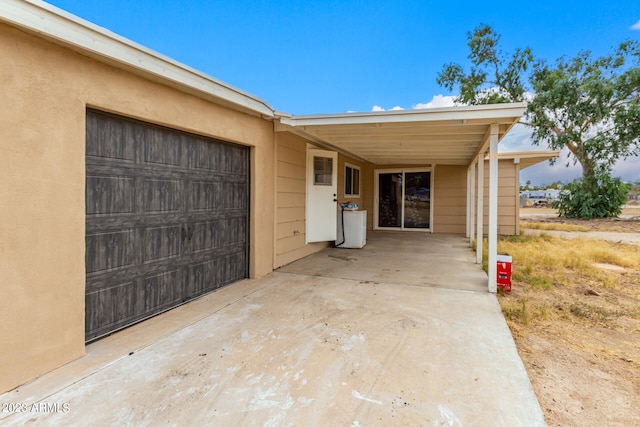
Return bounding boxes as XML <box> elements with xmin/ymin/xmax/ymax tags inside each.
<box><xmin>46</xmin><ymin>0</ymin><xmax>640</xmax><ymax>185</ymax></box>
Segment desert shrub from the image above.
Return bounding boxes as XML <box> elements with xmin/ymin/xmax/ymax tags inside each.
<box><xmin>553</xmin><ymin>173</ymin><xmax>630</xmax><ymax>219</ymax></box>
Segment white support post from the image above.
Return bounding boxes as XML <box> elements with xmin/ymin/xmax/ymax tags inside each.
<box><xmin>487</xmin><ymin>124</ymin><xmax>499</xmax><ymax>293</ymax></box>
<box><xmin>476</xmin><ymin>154</ymin><xmax>484</xmax><ymax>264</ymax></box>
<box><xmin>469</xmin><ymin>159</ymin><xmax>476</xmax><ymax>248</ymax></box>
<box><xmin>466</xmin><ymin>167</ymin><xmax>471</xmax><ymax>238</ymax></box>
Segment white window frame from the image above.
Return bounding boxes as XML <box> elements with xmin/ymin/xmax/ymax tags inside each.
<box><xmin>344</xmin><ymin>163</ymin><xmax>361</xmax><ymax>198</ymax></box>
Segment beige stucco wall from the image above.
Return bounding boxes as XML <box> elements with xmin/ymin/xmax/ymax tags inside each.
<box><xmin>0</xmin><ymin>24</ymin><xmax>275</xmax><ymax>393</ymax></box>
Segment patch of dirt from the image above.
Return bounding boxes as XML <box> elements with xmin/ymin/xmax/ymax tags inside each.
<box><xmin>505</xmin><ymin>215</ymin><xmax>640</xmax><ymax>426</ymax></box>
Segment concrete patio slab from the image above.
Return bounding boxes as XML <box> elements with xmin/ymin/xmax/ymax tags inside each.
<box><xmin>279</xmin><ymin>232</ymin><xmax>487</xmax><ymax>292</ymax></box>
<box><xmin>0</xmin><ymin>233</ymin><xmax>545</xmax><ymax>426</ymax></box>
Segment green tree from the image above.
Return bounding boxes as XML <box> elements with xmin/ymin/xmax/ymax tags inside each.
<box><xmin>437</xmin><ymin>25</ymin><xmax>640</xmax><ymax>218</ymax></box>
<box><xmin>553</xmin><ymin>175</ymin><xmax>630</xmax><ymax>219</ymax></box>
<box><xmin>547</xmin><ymin>180</ymin><xmax>564</xmax><ymax>190</ymax></box>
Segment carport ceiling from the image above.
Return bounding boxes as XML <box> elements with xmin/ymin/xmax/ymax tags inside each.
<box><xmin>277</xmin><ymin>103</ymin><xmax>526</xmax><ymax>165</ymax></box>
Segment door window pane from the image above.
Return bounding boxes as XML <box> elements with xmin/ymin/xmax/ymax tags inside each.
<box><xmin>378</xmin><ymin>173</ymin><xmax>402</xmax><ymax>228</ymax></box>
<box><xmin>314</xmin><ymin>157</ymin><xmax>333</xmax><ymax>185</ymax></box>
<box><xmin>404</xmin><ymin>172</ymin><xmax>430</xmax><ymax>229</ymax></box>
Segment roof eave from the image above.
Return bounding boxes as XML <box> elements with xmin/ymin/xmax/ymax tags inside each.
<box><xmin>0</xmin><ymin>0</ymin><xmax>275</xmax><ymax>118</ymax></box>
<box><xmin>281</xmin><ymin>102</ymin><xmax>527</xmax><ymax>127</ymax></box>
<box><xmin>495</xmin><ymin>150</ymin><xmax>561</xmax><ymax>168</ymax></box>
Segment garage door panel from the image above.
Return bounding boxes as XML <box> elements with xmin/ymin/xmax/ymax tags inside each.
<box><xmin>85</xmin><ymin>280</ymin><xmax>139</xmax><ymax>337</ymax></box>
<box><xmin>228</xmin><ymin>146</ymin><xmax>249</xmax><ymax>174</ymax></box>
<box><xmin>217</xmin><ymin>217</ymin><xmax>247</xmax><ymax>247</ymax></box>
<box><xmin>86</xmin><ymin>110</ymin><xmax>249</xmax><ymax>341</ymax></box>
<box><xmin>184</xmin><ymin>216</ymin><xmax>248</xmax><ymax>255</ymax></box>
<box><xmin>219</xmin><ymin>182</ymin><xmax>248</xmax><ymax>209</ymax></box>
<box><xmin>221</xmin><ymin>252</ymin><xmax>247</xmax><ymax>284</ymax></box>
<box><xmin>189</xmin><ymin>181</ymin><xmax>221</xmax><ymax>211</ymax></box>
<box><xmin>142</xmin><ymin>225</ymin><xmax>183</xmax><ymax>263</ymax></box>
<box><xmin>86</xmin><ymin>230</ymin><xmax>136</xmax><ymax>274</ymax></box>
<box><xmin>218</xmin><ymin>145</ymin><xmax>247</xmax><ymax>174</ymax></box>
<box><xmin>188</xmin><ymin>250</ymin><xmax>246</xmax><ymax>295</ymax></box>
<box><xmin>144</xmin><ymin>128</ymin><xmax>187</xmax><ymax>168</ymax></box>
<box><xmin>190</xmin><ymin>259</ymin><xmax>219</xmax><ymax>296</ymax></box>
<box><xmin>87</xmin><ymin>256</ymin><xmax>186</xmax><ymax>292</ymax></box>
<box><xmin>189</xmin><ymin>221</ymin><xmax>219</xmax><ymax>253</ymax></box>
<box><xmin>86</xmin><ymin>114</ymin><xmax>138</xmax><ymax>162</ymax></box>
<box><xmin>143</xmin><ymin>269</ymin><xmax>186</xmax><ymax>312</ymax></box>
<box><xmin>86</xmin><ymin>176</ymin><xmax>136</xmax><ymax>215</ymax></box>
<box><xmin>141</xmin><ymin>178</ymin><xmax>182</xmax><ymax>213</ymax></box>
<box><xmin>190</xmin><ymin>138</ymin><xmax>222</xmax><ymax>171</ymax></box>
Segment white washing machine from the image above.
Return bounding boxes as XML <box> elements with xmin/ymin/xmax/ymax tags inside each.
<box><xmin>336</xmin><ymin>210</ymin><xmax>367</xmax><ymax>248</ymax></box>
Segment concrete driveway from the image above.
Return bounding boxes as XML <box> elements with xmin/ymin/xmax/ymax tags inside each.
<box><xmin>0</xmin><ymin>233</ymin><xmax>545</xmax><ymax>426</ymax></box>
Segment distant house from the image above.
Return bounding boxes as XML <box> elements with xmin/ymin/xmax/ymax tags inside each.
<box><xmin>0</xmin><ymin>1</ymin><xmax>558</xmax><ymax>393</ymax></box>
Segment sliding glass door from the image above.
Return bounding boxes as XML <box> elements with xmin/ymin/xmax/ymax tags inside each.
<box><xmin>375</xmin><ymin>169</ymin><xmax>432</xmax><ymax>231</ymax></box>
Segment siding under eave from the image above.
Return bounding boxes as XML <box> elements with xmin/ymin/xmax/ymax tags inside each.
<box><xmin>274</xmin><ymin>133</ymin><xmax>327</xmax><ymax>268</ymax></box>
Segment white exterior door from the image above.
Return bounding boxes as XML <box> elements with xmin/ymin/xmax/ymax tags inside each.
<box><xmin>306</xmin><ymin>148</ymin><xmax>338</xmax><ymax>243</ymax></box>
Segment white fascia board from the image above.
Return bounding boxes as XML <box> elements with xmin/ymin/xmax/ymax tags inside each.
<box><xmin>1</xmin><ymin>0</ymin><xmax>275</xmax><ymax>117</ymax></box>
<box><xmin>485</xmin><ymin>150</ymin><xmax>561</xmax><ymax>168</ymax></box>
<box><xmin>496</xmin><ymin>150</ymin><xmax>560</xmax><ymax>160</ymax></box>
<box><xmin>281</xmin><ymin>103</ymin><xmax>527</xmax><ymax>127</ymax></box>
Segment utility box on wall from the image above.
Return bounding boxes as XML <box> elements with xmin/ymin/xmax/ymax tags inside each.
<box><xmin>497</xmin><ymin>255</ymin><xmax>513</xmax><ymax>292</ymax></box>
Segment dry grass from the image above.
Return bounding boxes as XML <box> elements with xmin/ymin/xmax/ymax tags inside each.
<box><xmin>491</xmin><ymin>234</ymin><xmax>640</xmax><ymax>299</ymax></box>
<box><xmin>502</xmin><ymin>233</ymin><xmax>638</xmax><ymax>272</ymax></box>
<box><xmin>520</xmin><ymin>221</ymin><xmax>590</xmax><ymax>232</ymax></box>
<box><xmin>520</xmin><ymin>219</ymin><xmax>636</xmax><ymax>234</ymax></box>
<box><xmin>488</xmin><ymin>234</ymin><xmax>640</xmax><ymax>424</ymax></box>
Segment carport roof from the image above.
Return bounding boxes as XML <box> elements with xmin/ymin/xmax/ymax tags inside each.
<box><xmin>277</xmin><ymin>103</ymin><xmax>527</xmax><ymax>166</ymax></box>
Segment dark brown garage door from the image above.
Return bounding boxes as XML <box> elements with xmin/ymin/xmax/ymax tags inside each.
<box><xmin>85</xmin><ymin>110</ymin><xmax>249</xmax><ymax>341</ymax></box>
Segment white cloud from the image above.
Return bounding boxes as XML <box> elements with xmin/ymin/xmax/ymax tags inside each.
<box><xmin>371</xmin><ymin>105</ymin><xmax>405</xmax><ymax>112</ymax></box>
<box><xmin>631</xmin><ymin>19</ymin><xmax>640</xmax><ymax>30</ymax></box>
<box><xmin>520</xmin><ymin>157</ymin><xmax>581</xmax><ymax>186</ymax></box>
<box><xmin>613</xmin><ymin>156</ymin><xmax>640</xmax><ymax>182</ymax></box>
<box><xmin>497</xmin><ymin>123</ymin><xmax>536</xmax><ymax>152</ymax></box>
<box><xmin>413</xmin><ymin>94</ymin><xmax>457</xmax><ymax>109</ymax></box>
<box><xmin>517</xmin><ymin>145</ymin><xmax>640</xmax><ymax>186</ymax></box>
<box><xmin>371</xmin><ymin>94</ymin><xmax>456</xmax><ymax>112</ymax></box>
